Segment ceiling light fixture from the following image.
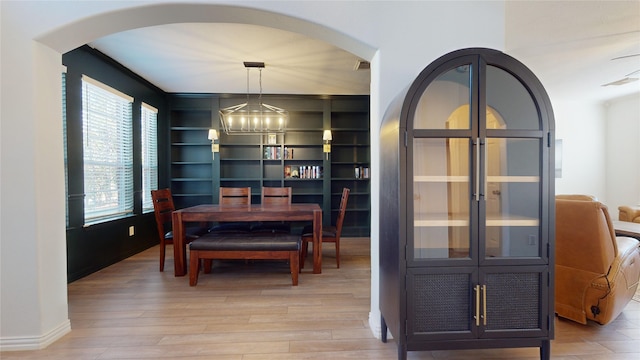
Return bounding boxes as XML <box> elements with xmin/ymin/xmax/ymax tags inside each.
<box><xmin>219</xmin><ymin>62</ymin><xmax>288</xmax><ymax>135</ymax></box>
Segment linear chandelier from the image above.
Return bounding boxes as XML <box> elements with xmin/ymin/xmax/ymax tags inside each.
<box><xmin>219</xmin><ymin>62</ymin><xmax>288</xmax><ymax>135</ymax></box>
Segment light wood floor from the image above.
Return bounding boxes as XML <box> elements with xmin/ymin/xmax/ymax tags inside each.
<box><xmin>3</xmin><ymin>237</ymin><xmax>640</xmax><ymax>360</ymax></box>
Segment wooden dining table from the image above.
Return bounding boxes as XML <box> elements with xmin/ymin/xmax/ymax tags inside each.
<box><xmin>172</xmin><ymin>203</ymin><xmax>323</xmax><ymax>276</ymax></box>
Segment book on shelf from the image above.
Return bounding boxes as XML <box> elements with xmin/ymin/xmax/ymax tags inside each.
<box><xmin>264</xmin><ymin>146</ymin><xmax>282</xmax><ymax>160</ymax></box>
<box><xmin>285</xmin><ymin>165</ymin><xmax>322</xmax><ymax>179</ymax></box>
<box><xmin>284</xmin><ymin>147</ymin><xmax>294</xmax><ymax>159</ymax></box>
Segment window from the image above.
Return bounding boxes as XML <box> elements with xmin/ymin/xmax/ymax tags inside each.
<box><xmin>82</xmin><ymin>75</ymin><xmax>133</xmax><ymax>223</ymax></box>
<box><xmin>141</xmin><ymin>102</ymin><xmax>158</xmax><ymax>212</ymax></box>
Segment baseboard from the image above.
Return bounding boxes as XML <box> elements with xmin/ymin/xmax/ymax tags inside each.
<box><xmin>368</xmin><ymin>310</ymin><xmax>393</xmax><ymax>340</ymax></box>
<box><xmin>0</xmin><ymin>319</ymin><xmax>71</xmax><ymax>351</ymax></box>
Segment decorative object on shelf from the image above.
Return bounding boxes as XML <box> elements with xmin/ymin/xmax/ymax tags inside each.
<box><xmin>208</xmin><ymin>129</ymin><xmax>219</xmax><ymax>158</ymax></box>
<box><xmin>219</xmin><ymin>62</ymin><xmax>288</xmax><ymax>135</ymax></box>
<box><xmin>323</xmin><ymin>129</ymin><xmax>332</xmax><ymax>159</ymax></box>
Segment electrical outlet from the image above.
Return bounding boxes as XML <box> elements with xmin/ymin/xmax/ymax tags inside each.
<box><xmin>528</xmin><ymin>234</ymin><xmax>537</xmax><ymax>245</ymax></box>
<box><xmin>129</xmin><ymin>226</ymin><xmax>135</xmax><ymax>237</ymax></box>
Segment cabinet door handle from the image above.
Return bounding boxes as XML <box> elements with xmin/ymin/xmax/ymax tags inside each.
<box><xmin>483</xmin><ymin>139</ymin><xmax>487</xmax><ymax>198</ymax></box>
<box><xmin>475</xmin><ymin>284</ymin><xmax>480</xmax><ymax>326</ymax></box>
<box><xmin>482</xmin><ymin>284</ymin><xmax>487</xmax><ymax>326</ymax></box>
<box><xmin>475</xmin><ymin>138</ymin><xmax>480</xmax><ymax>202</ymax></box>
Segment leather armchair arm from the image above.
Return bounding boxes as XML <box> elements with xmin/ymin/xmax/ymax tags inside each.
<box><xmin>619</xmin><ymin>206</ymin><xmax>640</xmax><ymax>223</ymax></box>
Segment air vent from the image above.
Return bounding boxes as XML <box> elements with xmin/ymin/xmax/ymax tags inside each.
<box><xmin>354</xmin><ymin>59</ymin><xmax>370</xmax><ymax>71</ymax></box>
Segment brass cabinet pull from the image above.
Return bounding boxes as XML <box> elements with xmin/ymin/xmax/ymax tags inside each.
<box><xmin>482</xmin><ymin>284</ymin><xmax>487</xmax><ymax>326</ymax></box>
<box><xmin>475</xmin><ymin>285</ymin><xmax>480</xmax><ymax>326</ymax></box>
<box><xmin>483</xmin><ymin>139</ymin><xmax>487</xmax><ymax>198</ymax></box>
<box><xmin>475</xmin><ymin>138</ymin><xmax>480</xmax><ymax>201</ymax></box>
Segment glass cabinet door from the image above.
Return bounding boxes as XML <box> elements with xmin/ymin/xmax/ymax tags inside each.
<box><xmin>483</xmin><ymin>138</ymin><xmax>541</xmax><ymax>258</ymax></box>
<box><xmin>483</xmin><ymin>65</ymin><xmax>543</xmax><ymax>259</ymax></box>
<box><xmin>410</xmin><ymin>62</ymin><xmax>546</xmax><ymax>262</ymax></box>
<box><xmin>412</xmin><ymin>64</ymin><xmax>473</xmax><ymax>260</ymax></box>
<box><xmin>413</xmin><ymin>138</ymin><xmax>471</xmax><ymax>259</ymax></box>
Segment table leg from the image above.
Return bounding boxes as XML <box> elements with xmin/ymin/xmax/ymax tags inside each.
<box><xmin>172</xmin><ymin>211</ymin><xmax>186</xmax><ymax>276</ymax></box>
<box><xmin>313</xmin><ymin>209</ymin><xmax>322</xmax><ymax>274</ymax></box>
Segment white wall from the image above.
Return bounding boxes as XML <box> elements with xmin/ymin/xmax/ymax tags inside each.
<box><xmin>553</xmin><ymin>99</ymin><xmax>608</xmax><ymax>200</ymax></box>
<box><xmin>552</xmin><ymin>93</ymin><xmax>640</xmax><ymax>215</ymax></box>
<box><xmin>0</xmin><ymin>1</ymin><xmax>506</xmax><ymax>349</ymax></box>
<box><xmin>605</xmin><ymin>93</ymin><xmax>640</xmax><ymax>212</ymax></box>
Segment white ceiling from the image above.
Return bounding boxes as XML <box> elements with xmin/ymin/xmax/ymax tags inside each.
<box><xmin>90</xmin><ymin>23</ymin><xmax>371</xmax><ymax>96</ymax></box>
<box><xmin>88</xmin><ymin>2</ymin><xmax>640</xmax><ymax>103</ymax></box>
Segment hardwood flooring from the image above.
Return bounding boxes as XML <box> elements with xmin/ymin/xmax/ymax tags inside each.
<box><xmin>3</xmin><ymin>237</ymin><xmax>640</xmax><ymax>359</ymax></box>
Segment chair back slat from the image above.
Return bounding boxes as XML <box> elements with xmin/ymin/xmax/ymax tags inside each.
<box><xmin>220</xmin><ymin>187</ymin><xmax>251</xmax><ymax>205</ymax></box>
<box><xmin>261</xmin><ymin>187</ymin><xmax>292</xmax><ymax>205</ymax></box>
<box><xmin>151</xmin><ymin>188</ymin><xmax>175</xmax><ymax>227</ymax></box>
<box><xmin>334</xmin><ymin>188</ymin><xmax>350</xmax><ymax>238</ymax></box>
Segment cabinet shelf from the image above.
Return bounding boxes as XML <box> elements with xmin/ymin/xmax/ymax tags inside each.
<box><xmin>220</xmin><ymin>177</ymin><xmax>261</xmax><ymax>181</ymax></box>
<box><xmin>487</xmin><ymin>176</ymin><xmax>540</xmax><ymax>182</ymax></box>
<box><xmin>414</xmin><ymin>176</ymin><xmax>468</xmax><ymax>182</ymax></box>
<box><xmin>413</xmin><ymin>214</ymin><xmax>540</xmax><ymax>227</ymax></box>
<box><xmin>332</xmin><ymin>161</ymin><xmax>370</xmax><ymax>165</ymax></box>
<box><xmin>171</xmin><ymin>178</ymin><xmax>212</xmax><ymax>182</ymax></box>
<box><xmin>171</xmin><ymin>142</ymin><xmax>210</xmax><ymax>146</ymax></box>
<box><xmin>331</xmin><ymin>177</ymin><xmax>370</xmax><ymax>181</ymax></box>
<box><xmin>172</xmin><ymin>161</ymin><xmax>211</xmax><ymax>165</ymax></box>
<box><xmin>171</xmin><ymin>126</ymin><xmax>210</xmax><ymax>131</ymax></box>
<box><xmin>172</xmin><ymin>193</ymin><xmax>213</xmax><ymax>197</ymax></box>
<box><xmin>220</xmin><ymin>158</ymin><xmax>260</xmax><ymax>162</ymax></box>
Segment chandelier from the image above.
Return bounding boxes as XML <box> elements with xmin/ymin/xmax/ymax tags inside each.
<box><xmin>219</xmin><ymin>62</ymin><xmax>288</xmax><ymax>135</ymax></box>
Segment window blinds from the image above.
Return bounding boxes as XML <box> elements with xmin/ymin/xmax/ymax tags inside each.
<box><xmin>141</xmin><ymin>102</ymin><xmax>158</xmax><ymax>212</ymax></box>
<box><xmin>82</xmin><ymin>75</ymin><xmax>133</xmax><ymax>223</ymax></box>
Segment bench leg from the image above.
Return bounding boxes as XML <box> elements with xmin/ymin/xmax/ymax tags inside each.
<box><xmin>299</xmin><ymin>240</ymin><xmax>308</xmax><ymax>272</ymax></box>
<box><xmin>289</xmin><ymin>251</ymin><xmax>299</xmax><ymax>286</ymax></box>
<box><xmin>189</xmin><ymin>250</ymin><xmax>200</xmax><ymax>286</ymax></box>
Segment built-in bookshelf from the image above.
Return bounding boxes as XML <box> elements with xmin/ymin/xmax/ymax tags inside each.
<box><xmin>169</xmin><ymin>96</ymin><xmax>214</xmax><ymax>209</ymax></box>
<box><xmin>168</xmin><ymin>94</ymin><xmax>370</xmax><ymax>236</ymax></box>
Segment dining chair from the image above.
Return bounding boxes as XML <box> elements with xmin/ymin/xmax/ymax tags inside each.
<box><xmin>151</xmin><ymin>188</ymin><xmax>209</xmax><ymax>272</ymax></box>
<box><xmin>210</xmin><ymin>187</ymin><xmax>252</xmax><ymax>233</ymax></box>
<box><xmin>251</xmin><ymin>187</ymin><xmax>292</xmax><ymax>233</ymax></box>
<box><xmin>261</xmin><ymin>186</ymin><xmax>292</xmax><ymax>205</ymax></box>
<box><xmin>300</xmin><ymin>187</ymin><xmax>350</xmax><ymax>269</ymax></box>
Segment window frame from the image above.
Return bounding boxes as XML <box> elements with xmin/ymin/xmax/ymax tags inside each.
<box><xmin>81</xmin><ymin>75</ymin><xmax>134</xmax><ymax>224</ymax></box>
<box><xmin>141</xmin><ymin>102</ymin><xmax>159</xmax><ymax>213</ymax></box>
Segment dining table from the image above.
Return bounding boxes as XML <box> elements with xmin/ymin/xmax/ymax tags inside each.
<box><xmin>172</xmin><ymin>203</ymin><xmax>323</xmax><ymax>276</ymax></box>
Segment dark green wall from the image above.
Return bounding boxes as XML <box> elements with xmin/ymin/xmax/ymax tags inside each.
<box><xmin>63</xmin><ymin>46</ymin><xmax>168</xmax><ymax>282</ymax></box>
<box><xmin>62</xmin><ymin>45</ymin><xmax>371</xmax><ymax>282</ymax></box>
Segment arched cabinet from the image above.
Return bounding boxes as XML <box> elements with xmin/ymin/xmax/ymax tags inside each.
<box><xmin>379</xmin><ymin>48</ymin><xmax>555</xmax><ymax>360</ymax></box>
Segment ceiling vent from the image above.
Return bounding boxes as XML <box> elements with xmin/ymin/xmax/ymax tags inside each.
<box><xmin>354</xmin><ymin>59</ymin><xmax>370</xmax><ymax>71</ymax></box>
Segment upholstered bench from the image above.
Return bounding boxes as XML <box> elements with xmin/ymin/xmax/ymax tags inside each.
<box><xmin>188</xmin><ymin>233</ymin><xmax>301</xmax><ymax>286</ymax></box>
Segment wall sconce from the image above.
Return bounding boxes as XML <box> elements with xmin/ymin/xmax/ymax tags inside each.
<box><xmin>208</xmin><ymin>129</ymin><xmax>219</xmax><ymax>158</ymax></box>
<box><xmin>323</xmin><ymin>130</ymin><xmax>332</xmax><ymax>160</ymax></box>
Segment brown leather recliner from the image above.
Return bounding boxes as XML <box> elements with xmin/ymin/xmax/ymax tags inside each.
<box><xmin>619</xmin><ymin>205</ymin><xmax>640</xmax><ymax>223</ymax></box>
<box><xmin>555</xmin><ymin>195</ymin><xmax>640</xmax><ymax>325</ymax></box>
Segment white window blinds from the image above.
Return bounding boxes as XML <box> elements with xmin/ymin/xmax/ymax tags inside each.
<box><xmin>82</xmin><ymin>75</ymin><xmax>134</xmax><ymax>223</ymax></box>
<box><xmin>141</xmin><ymin>102</ymin><xmax>158</xmax><ymax>212</ymax></box>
